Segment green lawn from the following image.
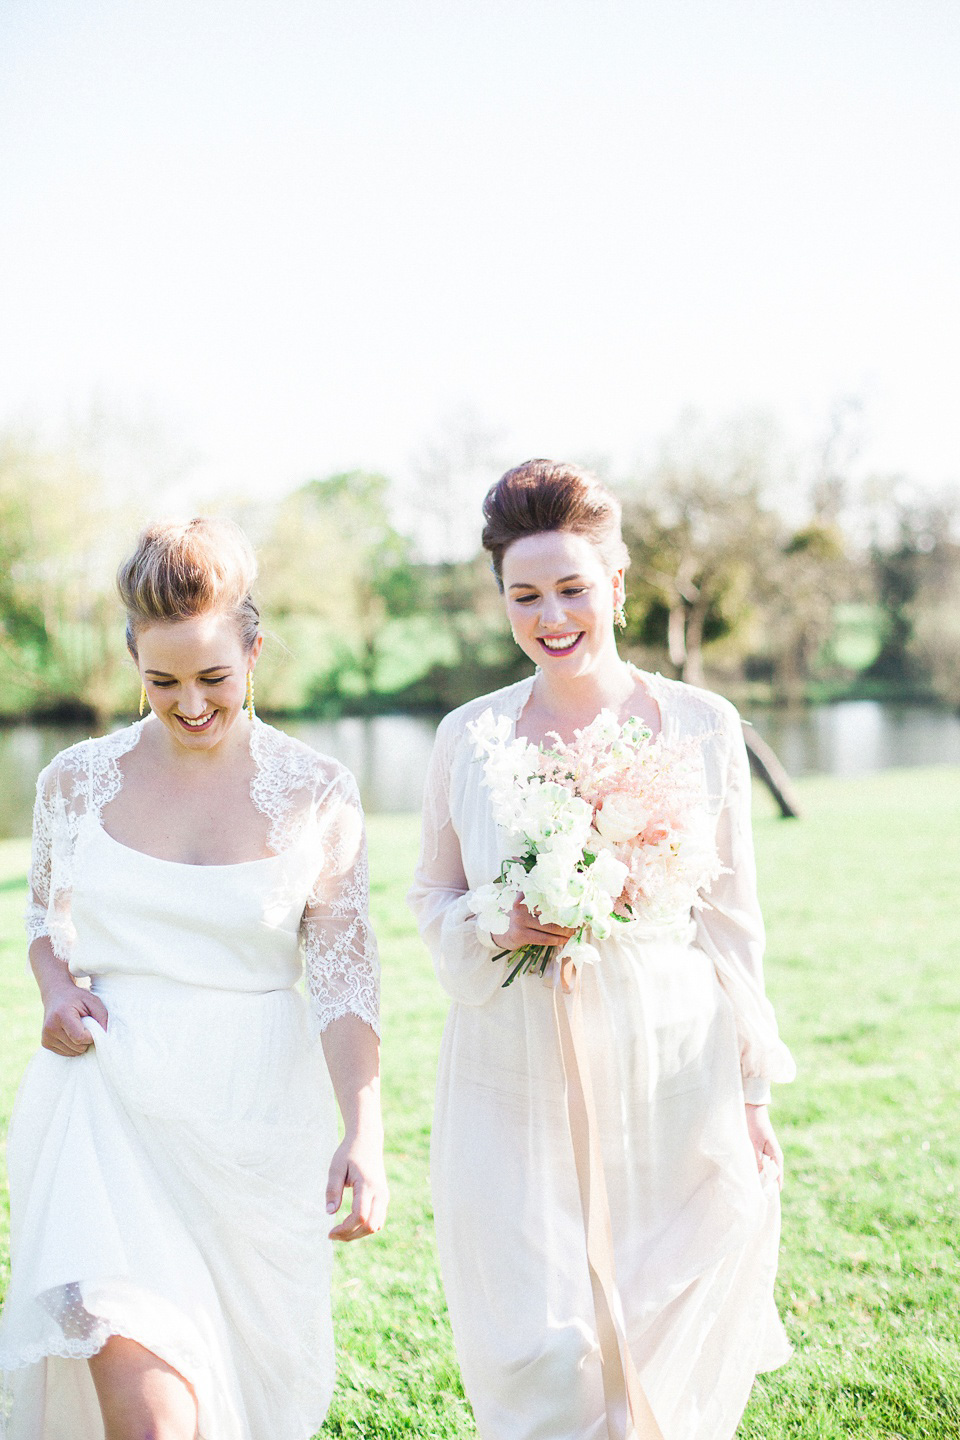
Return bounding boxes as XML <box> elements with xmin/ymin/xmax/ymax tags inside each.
<box><xmin>1</xmin><ymin>771</ymin><xmax>959</xmax><ymax>1438</ymax></box>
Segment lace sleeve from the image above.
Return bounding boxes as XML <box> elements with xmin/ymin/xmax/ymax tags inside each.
<box><xmin>23</xmin><ymin>727</ymin><xmax>144</xmax><ymax>962</ymax></box>
<box><xmin>694</xmin><ymin>705</ymin><xmax>796</xmax><ymax>1103</ymax></box>
<box><xmin>25</xmin><ymin>763</ymin><xmax>57</xmax><ymax>951</ymax></box>
<box><xmin>299</xmin><ymin>768</ymin><xmax>380</xmax><ymax>1037</ymax></box>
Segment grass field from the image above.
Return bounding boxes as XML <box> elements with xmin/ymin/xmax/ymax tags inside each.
<box><xmin>2</xmin><ymin>769</ymin><xmax>959</xmax><ymax>1438</ymax></box>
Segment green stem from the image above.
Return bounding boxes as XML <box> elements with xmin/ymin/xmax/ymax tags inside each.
<box><xmin>499</xmin><ymin>942</ymin><xmax>559</xmax><ymax>987</ymax></box>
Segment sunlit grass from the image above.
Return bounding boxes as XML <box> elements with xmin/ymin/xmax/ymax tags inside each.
<box><xmin>2</xmin><ymin>771</ymin><xmax>959</xmax><ymax>1436</ymax></box>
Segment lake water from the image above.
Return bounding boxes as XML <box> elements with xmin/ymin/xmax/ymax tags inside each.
<box><xmin>2</xmin><ymin>700</ymin><xmax>959</xmax><ymax>841</ymax></box>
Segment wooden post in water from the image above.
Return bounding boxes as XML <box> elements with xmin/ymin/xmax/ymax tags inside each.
<box><xmin>742</xmin><ymin>722</ymin><xmax>802</xmax><ymax>819</ymax></box>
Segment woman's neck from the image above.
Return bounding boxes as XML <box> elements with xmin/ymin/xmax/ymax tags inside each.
<box><xmin>530</xmin><ymin>653</ymin><xmax>636</xmax><ymax>731</ymax></box>
<box><xmin>146</xmin><ymin>713</ymin><xmax>254</xmax><ymax>775</ymax></box>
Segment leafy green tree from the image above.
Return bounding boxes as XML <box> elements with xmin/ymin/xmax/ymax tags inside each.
<box><xmin>759</xmin><ymin>522</ymin><xmax>850</xmax><ymax>698</ymax></box>
<box><xmin>900</xmin><ymin>498</ymin><xmax>960</xmax><ymax>707</ymax></box>
<box><xmin>862</xmin><ymin>491</ymin><xmax>947</xmax><ymax>686</ymax></box>
<box><xmin>0</xmin><ymin>433</ymin><xmax>134</xmax><ymax>722</ymax></box>
<box><xmin>619</xmin><ymin>416</ymin><xmax>784</xmax><ymax>685</ymax></box>
<box><xmin>255</xmin><ymin>471</ymin><xmax>422</xmax><ymax>709</ymax></box>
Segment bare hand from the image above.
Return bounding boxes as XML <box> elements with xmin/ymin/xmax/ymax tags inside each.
<box><xmin>326</xmin><ymin>1131</ymin><xmax>389</xmax><ymax>1242</ymax></box>
<box><xmin>745</xmin><ymin>1103</ymin><xmax>784</xmax><ymax>1191</ymax></box>
<box><xmin>490</xmin><ymin>896</ymin><xmax>575</xmax><ymax>953</ymax></box>
<box><xmin>41</xmin><ymin>982</ymin><xmax>109</xmax><ymax>1057</ymax></box>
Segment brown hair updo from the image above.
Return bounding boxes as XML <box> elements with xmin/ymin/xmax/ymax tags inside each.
<box><xmin>117</xmin><ymin>517</ymin><xmax>260</xmax><ymax>657</ymax></box>
<box><xmin>481</xmin><ymin>459</ymin><xmax>630</xmax><ymax>590</ymax></box>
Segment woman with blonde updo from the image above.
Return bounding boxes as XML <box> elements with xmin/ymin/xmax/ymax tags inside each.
<box><xmin>409</xmin><ymin>461</ymin><xmax>795</xmax><ymax>1440</ymax></box>
<box><xmin>0</xmin><ymin>518</ymin><xmax>387</xmax><ymax>1440</ymax></box>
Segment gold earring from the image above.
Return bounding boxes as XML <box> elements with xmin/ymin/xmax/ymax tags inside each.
<box><xmin>246</xmin><ymin>670</ymin><xmax>256</xmax><ymax>721</ymax></box>
<box><xmin>139</xmin><ymin>683</ymin><xmax>148</xmax><ymax>716</ymax></box>
<box><xmin>614</xmin><ymin>601</ymin><xmax>627</xmax><ymax>630</ymax></box>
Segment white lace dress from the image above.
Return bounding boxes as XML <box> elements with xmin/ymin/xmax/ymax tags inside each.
<box><xmin>408</xmin><ymin>671</ymin><xmax>796</xmax><ymax>1440</ymax></box>
<box><xmin>0</xmin><ymin>717</ymin><xmax>380</xmax><ymax>1440</ymax></box>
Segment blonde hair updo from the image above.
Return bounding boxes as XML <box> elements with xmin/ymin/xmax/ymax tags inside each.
<box><xmin>117</xmin><ymin>517</ymin><xmax>261</xmax><ymax>657</ymax></box>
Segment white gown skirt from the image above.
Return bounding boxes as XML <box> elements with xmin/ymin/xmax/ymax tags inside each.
<box><xmin>0</xmin><ymin>973</ymin><xmax>337</xmax><ymax>1440</ymax></box>
<box><xmin>431</xmin><ymin>935</ymin><xmax>791</xmax><ymax>1440</ymax></box>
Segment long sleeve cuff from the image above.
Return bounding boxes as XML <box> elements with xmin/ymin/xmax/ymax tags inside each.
<box><xmin>474</xmin><ymin>918</ymin><xmax>504</xmax><ymax>953</ymax></box>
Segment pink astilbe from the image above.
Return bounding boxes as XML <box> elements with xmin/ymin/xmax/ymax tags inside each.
<box><xmin>538</xmin><ymin>712</ymin><xmax>724</xmax><ymax>923</ymax></box>
<box><xmin>468</xmin><ymin>706</ymin><xmax>724</xmax><ymax>985</ymax></box>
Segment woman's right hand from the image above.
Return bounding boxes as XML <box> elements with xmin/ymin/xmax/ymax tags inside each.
<box><xmin>41</xmin><ymin>982</ymin><xmax>109</xmax><ymax>1057</ymax></box>
<box><xmin>490</xmin><ymin>896</ymin><xmax>575</xmax><ymax>952</ymax></box>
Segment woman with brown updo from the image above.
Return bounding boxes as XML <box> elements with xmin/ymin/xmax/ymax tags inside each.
<box><xmin>409</xmin><ymin>461</ymin><xmax>795</xmax><ymax>1440</ymax></box>
<box><xmin>0</xmin><ymin>518</ymin><xmax>387</xmax><ymax>1439</ymax></box>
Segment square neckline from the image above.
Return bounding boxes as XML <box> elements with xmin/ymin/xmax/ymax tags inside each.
<box><xmin>91</xmin><ymin>812</ymin><xmax>291</xmax><ymax>870</ymax></box>
<box><xmin>92</xmin><ymin>714</ymin><xmax>297</xmax><ymax>870</ymax></box>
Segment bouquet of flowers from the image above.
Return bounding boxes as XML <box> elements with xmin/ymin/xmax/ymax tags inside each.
<box><xmin>467</xmin><ymin>707</ymin><xmax>725</xmax><ymax>986</ymax></box>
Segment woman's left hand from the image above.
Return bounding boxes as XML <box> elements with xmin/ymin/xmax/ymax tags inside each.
<box><xmin>745</xmin><ymin>1103</ymin><xmax>784</xmax><ymax>1191</ymax></box>
<box><xmin>325</xmin><ymin>1129</ymin><xmax>389</xmax><ymax>1241</ymax></box>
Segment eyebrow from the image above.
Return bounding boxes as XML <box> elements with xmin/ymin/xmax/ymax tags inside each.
<box><xmin>507</xmin><ymin>573</ymin><xmax>584</xmax><ymax>591</ymax></box>
<box><xmin>144</xmin><ymin>665</ymin><xmax>233</xmax><ymax>677</ymax></box>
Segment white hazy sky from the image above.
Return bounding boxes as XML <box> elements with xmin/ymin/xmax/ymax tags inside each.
<box><xmin>1</xmin><ymin>0</ymin><xmax>958</xmax><ymax>506</ymax></box>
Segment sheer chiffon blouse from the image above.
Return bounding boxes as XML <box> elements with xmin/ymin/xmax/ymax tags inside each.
<box><xmin>409</xmin><ymin>669</ymin><xmax>795</xmax><ymax>1102</ymax></box>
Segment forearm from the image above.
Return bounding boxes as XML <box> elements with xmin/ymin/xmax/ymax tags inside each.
<box><xmin>30</xmin><ymin>935</ymin><xmax>107</xmax><ymax>1054</ymax></box>
<box><xmin>320</xmin><ymin>1013</ymin><xmax>382</xmax><ymax>1138</ymax></box>
<box><xmin>29</xmin><ymin>935</ymin><xmax>78</xmax><ymax>1001</ymax></box>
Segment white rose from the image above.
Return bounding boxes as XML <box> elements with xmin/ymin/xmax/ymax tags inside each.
<box><xmin>587</xmin><ymin>847</ymin><xmax>630</xmax><ymax>898</ymax></box>
<box><xmin>595</xmin><ymin>791</ymin><xmax>650</xmax><ymax>844</ymax></box>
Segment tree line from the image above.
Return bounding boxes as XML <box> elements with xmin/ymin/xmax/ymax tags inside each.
<box><xmin>1</xmin><ymin>415</ymin><xmax>957</xmax><ymax>726</ymax></box>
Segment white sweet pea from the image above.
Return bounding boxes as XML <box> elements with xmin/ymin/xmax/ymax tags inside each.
<box><xmin>470</xmin><ymin>701</ymin><xmax>723</xmax><ymax>990</ymax></box>
<box><xmin>582</xmin><ymin>710</ymin><xmax>620</xmax><ymax>748</ymax></box>
<box><xmin>468</xmin><ymin>708</ymin><xmax>514</xmax><ymax>754</ymax></box>
<box><xmin>558</xmin><ymin>937</ymin><xmax>602</xmax><ymax>970</ymax></box>
<box><xmin>472</xmin><ymin>882</ymin><xmax>517</xmax><ymax>935</ymax></box>
<box><xmin>526</xmin><ymin>848</ymin><xmax>580</xmax><ymax>915</ymax></box>
<box><xmin>502</xmin><ymin>860</ymin><xmax>529</xmax><ymax>891</ymax></box>
<box><xmin>516</xmin><ymin>784</ymin><xmax>592</xmax><ymax>849</ymax></box>
<box><xmin>485</xmin><ymin>743</ymin><xmax>537</xmax><ymax>804</ymax></box>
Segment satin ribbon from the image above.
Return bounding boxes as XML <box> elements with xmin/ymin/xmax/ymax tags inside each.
<box><xmin>549</xmin><ymin>963</ymin><xmax>665</xmax><ymax>1440</ymax></box>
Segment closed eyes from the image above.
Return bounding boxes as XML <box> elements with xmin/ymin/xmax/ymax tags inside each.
<box><xmin>514</xmin><ymin>587</ymin><xmax>588</xmax><ymax>604</ymax></box>
<box><xmin>149</xmin><ymin>675</ymin><xmax>230</xmax><ymax>688</ymax></box>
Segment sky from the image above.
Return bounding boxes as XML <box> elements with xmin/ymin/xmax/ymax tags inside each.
<box><xmin>1</xmin><ymin>0</ymin><xmax>958</xmax><ymax>514</ymax></box>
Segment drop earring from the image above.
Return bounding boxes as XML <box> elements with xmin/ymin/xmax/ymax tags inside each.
<box><xmin>246</xmin><ymin>670</ymin><xmax>256</xmax><ymax>721</ymax></box>
<box><xmin>139</xmin><ymin>683</ymin><xmax>148</xmax><ymax>716</ymax></box>
<box><xmin>614</xmin><ymin>601</ymin><xmax>627</xmax><ymax>630</ymax></box>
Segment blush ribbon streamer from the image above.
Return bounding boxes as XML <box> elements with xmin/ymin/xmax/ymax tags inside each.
<box><xmin>549</xmin><ymin>964</ymin><xmax>665</xmax><ymax>1440</ymax></box>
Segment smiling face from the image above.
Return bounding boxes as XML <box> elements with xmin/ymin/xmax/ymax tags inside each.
<box><xmin>137</xmin><ymin>611</ymin><xmax>262</xmax><ymax>752</ymax></box>
<box><xmin>500</xmin><ymin>530</ymin><xmax>624</xmax><ymax>677</ymax></box>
